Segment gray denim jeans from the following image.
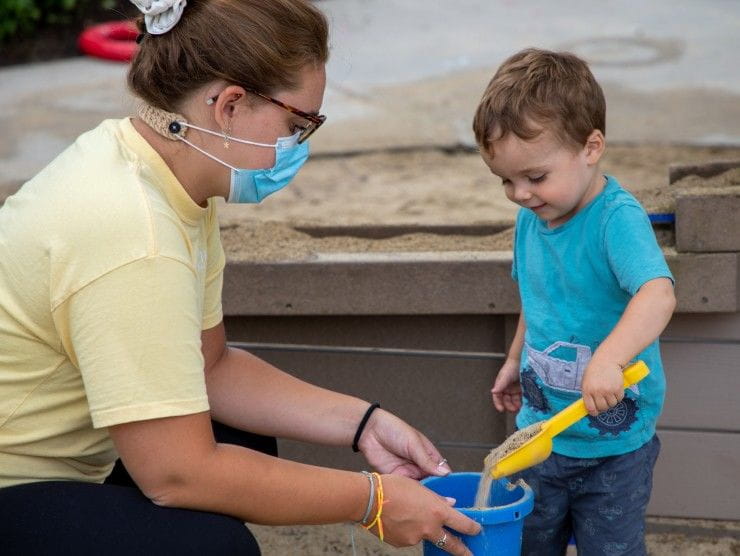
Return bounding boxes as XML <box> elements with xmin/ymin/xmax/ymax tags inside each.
<box><xmin>514</xmin><ymin>435</ymin><xmax>660</xmax><ymax>556</ymax></box>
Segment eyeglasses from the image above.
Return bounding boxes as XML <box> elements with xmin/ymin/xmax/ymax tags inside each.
<box><xmin>207</xmin><ymin>87</ymin><xmax>326</xmax><ymax>144</ymax></box>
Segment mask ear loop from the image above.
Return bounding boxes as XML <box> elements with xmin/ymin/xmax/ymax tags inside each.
<box><xmin>179</xmin><ymin>120</ymin><xmax>284</xmax><ymax>149</ymax></box>
<box><xmin>167</xmin><ymin>120</ymin><xmax>240</xmax><ymax>171</ymax></box>
<box><xmin>137</xmin><ymin>103</ymin><xmax>239</xmax><ymax>170</ymax></box>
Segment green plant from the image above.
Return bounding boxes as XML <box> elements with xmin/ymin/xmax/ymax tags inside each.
<box><xmin>0</xmin><ymin>0</ymin><xmax>116</xmax><ymax>43</ymax></box>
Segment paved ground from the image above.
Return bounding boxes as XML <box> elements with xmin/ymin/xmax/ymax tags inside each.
<box><xmin>247</xmin><ymin>518</ymin><xmax>740</xmax><ymax>555</ymax></box>
<box><xmin>2</xmin><ymin>0</ymin><xmax>740</xmax><ymax>193</ymax></box>
<box><xmin>1</xmin><ymin>1</ymin><xmax>739</xmax><ymax>553</ymax></box>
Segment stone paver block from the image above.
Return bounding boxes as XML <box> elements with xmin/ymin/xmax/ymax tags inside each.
<box><xmin>223</xmin><ymin>252</ymin><xmax>520</xmax><ymax>316</ymax></box>
<box><xmin>675</xmin><ymin>188</ymin><xmax>740</xmax><ymax>252</ymax></box>
<box><xmin>223</xmin><ymin>250</ymin><xmax>739</xmax><ymax>316</ymax></box>
<box><xmin>666</xmin><ymin>251</ymin><xmax>739</xmax><ymax>312</ymax></box>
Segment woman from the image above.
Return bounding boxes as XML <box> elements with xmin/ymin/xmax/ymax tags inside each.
<box><xmin>0</xmin><ymin>0</ymin><xmax>479</xmax><ymax>554</ymax></box>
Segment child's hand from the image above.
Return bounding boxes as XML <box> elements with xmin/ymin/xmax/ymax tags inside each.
<box><xmin>491</xmin><ymin>358</ymin><xmax>522</xmax><ymax>413</ymax></box>
<box><xmin>581</xmin><ymin>360</ymin><xmax>625</xmax><ymax>416</ymax></box>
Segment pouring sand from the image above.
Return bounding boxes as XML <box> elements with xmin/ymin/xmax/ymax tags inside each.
<box><xmin>474</xmin><ymin>422</ymin><xmax>543</xmax><ymax>508</ymax></box>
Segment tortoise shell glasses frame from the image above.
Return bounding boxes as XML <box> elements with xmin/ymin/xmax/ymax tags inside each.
<box><xmin>207</xmin><ymin>87</ymin><xmax>326</xmax><ymax>144</ymax></box>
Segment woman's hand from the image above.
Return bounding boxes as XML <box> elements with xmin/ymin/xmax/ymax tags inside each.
<box><xmin>373</xmin><ymin>474</ymin><xmax>480</xmax><ymax>556</ymax></box>
<box><xmin>580</xmin><ymin>359</ymin><xmax>625</xmax><ymax>416</ymax></box>
<box><xmin>357</xmin><ymin>409</ymin><xmax>450</xmax><ymax>480</ymax></box>
<box><xmin>491</xmin><ymin>358</ymin><xmax>522</xmax><ymax>413</ymax></box>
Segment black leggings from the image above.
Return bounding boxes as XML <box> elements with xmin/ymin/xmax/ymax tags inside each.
<box><xmin>0</xmin><ymin>422</ymin><xmax>277</xmax><ymax>556</ymax></box>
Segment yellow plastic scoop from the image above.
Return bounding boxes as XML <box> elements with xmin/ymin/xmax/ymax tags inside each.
<box><xmin>489</xmin><ymin>361</ymin><xmax>650</xmax><ymax>479</ymax></box>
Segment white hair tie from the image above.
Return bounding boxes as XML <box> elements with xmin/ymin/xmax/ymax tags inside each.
<box><xmin>130</xmin><ymin>0</ymin><xmax>187</xmax><ymax>35</ymax></box>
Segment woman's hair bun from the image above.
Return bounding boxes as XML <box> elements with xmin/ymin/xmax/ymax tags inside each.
<box><xmin>129</xmin><ymin>0</ymin><xmax>187</xmax><ymax>35</ymax></box>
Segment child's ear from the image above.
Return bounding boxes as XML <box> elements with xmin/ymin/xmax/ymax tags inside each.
<box><xmin>584</xmin><ymin>129</ymin><xmax>605</xmax><ymax>165</ymax></box>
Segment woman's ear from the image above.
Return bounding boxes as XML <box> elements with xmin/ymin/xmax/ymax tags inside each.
<box><xmin>584</xmin><ymin>129</ymin><xmax>606</xmax><ymax>165</ymax></box>
<box><xmin>209</xmin><ymin>85</ymin><xmax>245</xmax><ymax>130</ymax></box>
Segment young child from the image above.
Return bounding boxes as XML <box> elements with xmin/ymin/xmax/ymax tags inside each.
<box><xmin>473</xmin><ymin>48</ymin><xmax>676</xmax><ymax>555</ymax></box>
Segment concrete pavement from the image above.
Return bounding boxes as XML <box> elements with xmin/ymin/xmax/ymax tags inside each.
<box><xmin>2</xmin><ymin>0</ymin><xmax>740</xmax><ymax>195</ymax></box>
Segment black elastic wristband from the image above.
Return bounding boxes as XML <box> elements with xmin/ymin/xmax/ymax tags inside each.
<box><xmin>352</xmin><ymin>402</ymin><xmax>381</xmax><ymax>452</ymax></box>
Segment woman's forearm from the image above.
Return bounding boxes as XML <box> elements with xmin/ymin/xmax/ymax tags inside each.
<box><xmin>175</xmin><ymin>443</ymin><xmax>369</xmax><ymax>525</ymax></box>
<box><xmin>205</xmin><ymin>346</ymin><xmax>371</xmax><ymax>446</ymax></box>
<box><xmin>111</xmin><ymin>412</ymin><xmax>370</xmax><ymax>525</ymax></box>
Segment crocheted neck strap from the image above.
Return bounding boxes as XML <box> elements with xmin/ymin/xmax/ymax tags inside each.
<box><xmin>137</xmin><ymin>103</ymin><xmax>188</xmax><ymax>141</ymax></box>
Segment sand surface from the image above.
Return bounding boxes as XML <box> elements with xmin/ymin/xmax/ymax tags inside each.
<box><xmin>247</xmin><ymin>518</ymin><xmax>740</xmax><ymax>555</ymax></box>
<box><xmin>218</xmin><ymin>144</ymin><xmax>740</xmax><ymax>261</ymax></box>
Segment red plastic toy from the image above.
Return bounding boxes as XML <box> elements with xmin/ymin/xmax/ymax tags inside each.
<box><xmin>78</xmin><ymin>21</ymin><xmax>139</xmax><ymax>62</ymax></box>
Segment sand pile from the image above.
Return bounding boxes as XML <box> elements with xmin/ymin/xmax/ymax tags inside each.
<box><xmin>220</xmin><ymin>222</ymin><xmax>515</xmax><ymax>261</ymax></box>
<box><xmin>217</xmin><ymin>150</ymin><xmax>740</xmax><ymax>262</ymax></box>
<box><xmin>639</xmin><ymin>166</ymin><xmax>740</xmax><ymax>213</ymax></box>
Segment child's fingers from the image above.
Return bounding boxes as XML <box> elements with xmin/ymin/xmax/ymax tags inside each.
<box><xmin>584</xmin><ymin>393</ymin><xmax>598</xmax><ymax>416</ymax></box>
<box><xmin>491</xmin><ymin>390</ymin><xmax>505</xmax><ymax>412</ymax></box>
<box><xmin>606</xmin><ymin>393</ymin><xmax>620</xmax><ymax>408</ymax></box>
<box><xmin>504</xmin><ymin>393</ymin><xmax>521</xmax><ymax>412</ymax></box>
<box><xmin>594</xmin><ymin>394</ymin><xmax>620</xmax><ymax>413</ymax></box>
<box><xmin>492</xmin><ymin>390</ymin><xmax>521</xmax><ymax>413</ymax></box>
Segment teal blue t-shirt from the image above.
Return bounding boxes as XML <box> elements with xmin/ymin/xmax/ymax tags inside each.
<box><xmin>512</xmin><ymin>175</ymin><xmax>673</xmax><ymax>458</ymax></box>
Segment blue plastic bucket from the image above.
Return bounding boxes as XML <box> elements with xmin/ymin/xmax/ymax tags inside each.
<box><xmin>421</xmin><ymin>472</ymin><xmax>534</xmax><ymax>556</ymax></box>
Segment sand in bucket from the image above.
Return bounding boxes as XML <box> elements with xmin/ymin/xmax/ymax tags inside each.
<box><xmin>422</xmin><ymin>473</ymin><xmax>535</xmax><ymax>555</ymax></box>
<box><xmin>422</xmin><ymin>424</ymin><xmax>542</xmax><ymax>554</ymax></box>
<box><xmin>474</xmin><ymin>422</ymin><xmax>543</xmax><ymax>508</ymax></box>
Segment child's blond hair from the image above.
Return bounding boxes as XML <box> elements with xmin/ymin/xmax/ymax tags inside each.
<box><xmin>473</xmin><ymin>48</ymin><xmax>606</xmax><ymax>155</ymax></box>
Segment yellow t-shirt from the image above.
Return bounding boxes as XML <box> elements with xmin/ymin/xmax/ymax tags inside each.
<box><xmin>0</xmin><ymin>118</ymin><xmax>224</xmax><ymax>487</ymax></box>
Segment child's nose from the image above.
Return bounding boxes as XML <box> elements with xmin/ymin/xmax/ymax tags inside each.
<box><xmin>513</xmin><ymin>184</ymin><xmax>532</xmax><ymax>202</ymax></box>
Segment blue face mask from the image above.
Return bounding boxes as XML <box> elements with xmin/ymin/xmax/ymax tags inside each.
<box><xmin>173</xmin><ymin>121</ymin><xmax>309</xmax><ymax>204</ymax></box>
